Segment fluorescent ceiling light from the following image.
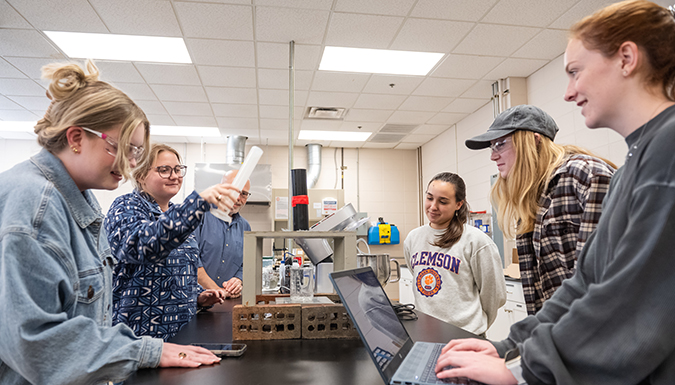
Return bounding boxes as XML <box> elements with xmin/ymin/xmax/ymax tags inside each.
<box><xmin>298</xmin><ymin>130</ymin><xmax>372</xmax><ymax>141</ymax></box>
<box><xmin>319</xmin><ymin>46</ymin><xmax>444</xmax><ymax>76</ymax></box>
<box><xmin>0</xmin><ymin>121</ymin><xmax>36</xmax><ymax>133</ymax></box>
<box><xmin>151</xmin><ymin>126</ymin><xmax>221</xmax><ymax>137</ymax></box>
<box><xmin>44</xmin><ymin>31</ymin><xmax>191</xmax><ymax>63</ymax></box>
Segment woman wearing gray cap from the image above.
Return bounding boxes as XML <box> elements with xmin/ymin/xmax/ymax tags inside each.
<box><xmin>465</xmin><ymin>104</ymin><xmax>615</xmax><ymax>315</ymax></box>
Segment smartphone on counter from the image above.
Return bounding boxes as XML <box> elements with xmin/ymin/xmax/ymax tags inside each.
<box><xmin>191</xmin><ymin>343</ymin><xmax>247</xmax><ymax>357</ymax></box>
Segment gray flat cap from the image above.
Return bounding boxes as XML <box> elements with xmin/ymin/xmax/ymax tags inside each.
<box><xmin>465</xmin><ymin>104</ymin><xmax>559</xmax><ymax>150</ymax></box>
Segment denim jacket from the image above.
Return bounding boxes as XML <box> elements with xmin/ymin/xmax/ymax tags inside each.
<box><xmin>104</xmin><ymin>189</ymin><xmax>210</xmax><ymax>341</ymax></box>
<box><xmin>0</xmin><ymin>149</ymin><xmax>162</xmax><ymax>385</ymax></box>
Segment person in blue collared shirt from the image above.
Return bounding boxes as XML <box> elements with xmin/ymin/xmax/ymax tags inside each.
<box><xmin>0</xmin><ymin>60</ymin><xmax>221</xmax><ymax>385</ymax></box>
<box><xmin>105</xmin><ymin>143</ymin><xmax>239</xmax><ymax>341</ymax></box>
<box><xmin>195</xmin><ymin>170</ymin><xmax>252</xmax><ymax>298</ymax></box>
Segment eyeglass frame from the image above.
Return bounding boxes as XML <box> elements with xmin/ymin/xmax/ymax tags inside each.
<box><xmin>489</xmin><ymin>136</ymin><xmax>513</xmax><ymax>154</ymax></box>
<box><xmin>154</xmin><ymin>165</ymin><xmax>188</xmax><ymax>179</ymax></box>
<box><xmin>80</xmin><ymin>126</ymin><xmax>145</xmax><ymax>161</ymax></box>
<box><xmin>240</xmin><ymin>190</ymin><xmax>252</xmax><ymax>199</ymax></box>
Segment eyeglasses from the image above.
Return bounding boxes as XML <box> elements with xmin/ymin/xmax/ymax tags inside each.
<box><xmin>240</xmin><ymin>190</ymin><xmax>252</xmax><ymax>199</ymax></box>
<box><xmin>81</xmin><ymin>126</ymin><xmax>145</xmax><ymax>161</ymax></box>
<box><xmin>489</xmin><ymin>137</ymin><xmax>512</xmax><ymax>154</ymax></box>
<box><xmin>155</xmin><ymin>165</ymin><xmax>188</xmax><ymax>179</ymax></box>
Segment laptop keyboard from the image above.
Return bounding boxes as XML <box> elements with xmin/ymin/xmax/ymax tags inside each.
<box><xmin>401</xmin><ymin>343</ymin><xmax>474</xmax><ymax>385</ymax></box>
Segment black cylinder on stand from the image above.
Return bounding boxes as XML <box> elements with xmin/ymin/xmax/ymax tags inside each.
<box><xmin>291</xmin><ymin>168</ymin><xmax>309</xmax><ymax>230</ymax></box>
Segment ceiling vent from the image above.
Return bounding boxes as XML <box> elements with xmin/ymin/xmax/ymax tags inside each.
<box><xmin>369</xmin><ymin>133</ymin><xmax>406</xmax><ymax>143</ymax></box>
<box><xmin>306</xmin><ymin>106</ymin><xmax>347</xmax><ymax>120</ymax></box>
<box><xmin>379</xmin><ymin>124</ymin><xmax>418</xmax><ymax>134</ymax></box>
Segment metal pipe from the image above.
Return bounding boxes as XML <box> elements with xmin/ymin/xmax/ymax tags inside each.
<box><xmin>225</xmin><ymin>135</ymin><xmax>248</xmax><ymax>164</ymax></box>
<box><xmin>306</xmin><ymin>143</ymin><xmax>322</xmax><ymax>188</ymax></box>
<box><xmin>288</xmin><ymin>40</ymin><xmax>295</xmax><ymax>250</ymax></box>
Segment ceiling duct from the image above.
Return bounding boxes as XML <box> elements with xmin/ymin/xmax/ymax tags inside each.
<box><xmin>369</xmin><ymin>133</ymin><xmax>406</xmax><ymax>143</ymax></box>
<box><xmin>379</xmin><ymin>124</ymin><xmax>418</xmax><ymax>134</ymax></box>
<box><xmin>306</xmin><ymin>106</ymin><xmax>347</xmax><ymax>120</ymax></box>
<box><xmin>226</xmin><ymin>135</ymin><xmax>248</xmax><ymax>164</ymax></box>
<box><xmin>306</xmin><ymin>143</ymin><xmax>322</xmax><ymax>188</ymax></box>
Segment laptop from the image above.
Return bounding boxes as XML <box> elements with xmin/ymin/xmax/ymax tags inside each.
<box><xmin>330</xmin><ymin>267</ymin><xmax>484</xmax><ymax>385</ymax></box>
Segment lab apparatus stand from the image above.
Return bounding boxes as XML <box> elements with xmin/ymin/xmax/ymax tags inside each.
<box><xmin>242</xmin><ymin>231</ymin><xmax>357</xmax><ymax>306</ymax></box>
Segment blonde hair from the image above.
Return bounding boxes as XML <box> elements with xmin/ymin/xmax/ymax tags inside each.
<box><xmin>570</xmin><ymin>0</ymin><xmax>675</xmax><ymax>100</ymax></box>
<box><xmin>36</xmin><ymin>60</ymin><xmax>150</xmax><ymax>179</ymax></box>
<box><xmin>491</xmin><ymin>130</ymin><xmax>616</xmax><ymax>237</ymax></box>
<box><xmin>132</xmin><ymin>143</ymin><xmax>182</xmax><ymax>191</ymax></box>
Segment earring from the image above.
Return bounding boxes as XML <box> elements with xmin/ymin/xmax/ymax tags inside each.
<box><xmin>71</xmin><ymin>146</ymin><xmax>79</xmax><ymax>154</ymax></box>
<box><xmin>623</xmin><ymin>70</ymin><xmax>628</xmax><ymax>76</ymax></box>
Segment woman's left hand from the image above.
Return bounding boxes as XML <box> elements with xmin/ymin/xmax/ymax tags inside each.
<box><xmin>197</xmin><ymin>289</ymin><xmax>227</xmax><ymax>307</ymax></box>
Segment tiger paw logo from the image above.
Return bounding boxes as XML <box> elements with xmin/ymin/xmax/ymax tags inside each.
<box><xmin>416</xmin><ymin>268</ymin><xmax>442</xmax><ymax>297</ymax></box>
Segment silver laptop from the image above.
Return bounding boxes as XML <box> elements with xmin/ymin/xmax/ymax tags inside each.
<box><xmin>330</xmin><ymin>267</ymin><xmax>484</xmax><ymax>385</ymax></box>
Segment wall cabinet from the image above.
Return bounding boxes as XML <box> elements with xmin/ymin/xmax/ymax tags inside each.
<box><xmin>486</xmin><ymin>279</ymin><xmax>527</xmax><ymax>341</ymax></box>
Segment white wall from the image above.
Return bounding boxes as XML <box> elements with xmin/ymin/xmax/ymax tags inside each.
<box><xmin>422</xmin><ymin>54</ymin><xmax>627</xmax><ymax>217</ymax></box>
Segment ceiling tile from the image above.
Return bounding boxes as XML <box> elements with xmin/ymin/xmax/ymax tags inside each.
<box><xmin>344</xmin><ymin>109</ymin><xmax>393</xmax><ymax>122</ymax></box>
<box><xmin>300</xmin><ymin>119</ymin><xmax>343</xmax><ymax>131</ymax></box>
<box><xmin>512</xmin><ymin>29</ymin><xmax>569</xmax><ymax>60</ymax></box>
<box><xmin>413</xmin><ymin>124</ymin><xmax>450</xmax><ymax>135</ymax></box>
<box><xmin>399</xmin><ymin>96</ymin><xmax>453</xmax><ymax>112</ymax></box>
<box><xmin>334</xmin><ymin>0</ymin><xmax>416</xmax><ymax>16</ymax></box>
<box><xmin>339</xmin><ymin>121</ymin><xmax>381</xmax><ymax>131</ymax></box>
<box><xmin>94</xmin><ymin>61</ymin><xmax>145</xmax><ymax>83</ymax></box>
<box><xmin>0</xmin><ymin>78</ymin><xmax>45</xmax><ymax>96</ymax></box>
<box><xmin>361</xmin><ymin>75</ymin><xmax>424</xmax><ymax>95</ymax></box>
<box><xmin>5</xmin><ymin>57</ymin><xmax>70</xmax><ymax>80</ymax></box>
<box><xmin>0</xmin><ymin>95</ymin><xmax>23</xmax><ymax>109</ymax></box>
<box><xmin>482</xmin><ymin>0</ymin><xmax>578</xmax><ymax>27</ymax></box>
<box><xmin>136</xmin><ymin>63</ymin><xmax>201</xmax><ymax>85</ymax></box>
<box><xmin>387</xmin><ymin>110</ymin><xmax>434</xmax><ymax>124</ymax></box>
<box><xmin>172</xmin><ymin>115</ymin><xmax>218</xmax><ymax>127</ymax></box>
<box><xmin>484</xmin><ymin>58</ymin><xmax>548</xmax><ymax>80</ymax></box>
<box><xmin>410</xmin><ymin>0</ymin><xmax>499</xmax><ymax>22</ymax></box>
<box><xmin>135</xmin><ymin>100</ymin><xmax>168</xmax><ymax>115</ymax></box>
<box><xmin>402</xmin><ymin>133</ymin><xmax>436</xmax><ymax>143</ymax></box>
<box><xmin>174</xmin><ymin>2</ymin><xmax>253</xmax><ymax>40</ymax></box>
<box><xmin>395</xmin><ymin>143</ymin><xmax>421</xmax><ymax>150</ymax></box>
<box><xmin>259</xmin><ymin>118</ymin><xmax>293</xmax><ymax>130</ymax></box>
<box><xmin>443</xmin><ymin>98</ymin><xmax>488</xmax><ymax>114</ymax></box>
<box><xmin>549</xmin><ymin>0</ymin><xmax>614</xmax><ymax>30</ymax></box>
<box><xmin>254</xmin><ymin>0</ymin><xmax>333</xmax><ymax>10</ymax></box>
<box><xmin>0</xmin><ymin>109</ymin><xmax>40</xmax><ymax>120</ymax></box>
<box><xmin>453</xmin><ymin>24</ymin><xmax>540</xmax><ymax>57</ymax></box>
<box><xmin>216</xmin><ymin>117</ymin><xmax>259</xmax><ymax>130</ymax></box>
<box><xmin>9</xmin><ymin>0</ymin><xmax>107</xmax><ymax>32</ymax></box>
<box><xmin>325</xmin><ymin>13</ymin><xmax>404</xmax><ymax>49</ymax></box>
<box><xmin>412</xmin><ymin>78</ymin><xmax>475</xmax><ymax>97</ymax></box>
<box><xmin>90</xmin><ymin>0</ymin><xmax>182</xmax><ymax>36</ymax></box>
<box><xmin>114</xmin><ymin>82</ymin><xmax>157</xmax><ymax>101</ymax></box>
<box><xmin>163</xmin><ymin>101</ymin><xmax>212</xmax><ymax>116</ymax></box>
<box><xmin>311</xmin><ymin>71</ymin><xmax>370</xmax><ymax>93</ymax></box>
<box><xmin>328</xmin><ymin>140</ymin><xmax>366</xmax><ymax>148</ymax></box>
<box><xmin>255</xmin><ymin>7</ymin><xmax>329</xmax><ymax>44</ymax></box>
<box><xmin>197</xmin><ymin>66</ymin><xmax>257</xmax><ymax>88</ymax></box>
<box><xmin>259</xmin><ymin>105</ymin><xmax>304</xmax><ymax>119</ymax></box>
<box><xmin>353</xmin><ymin>94</ymin><xmax>406</xmax><ymax>110</ymax></box>
<box><xmin>362</xmin><ymin>142</ymin><xmax>396</xmax><ymax>149</ymax></box>
<box><xmin>431</xmin><ymin>54</ymin><xmax>504</xmax><ymax>79</ymax></box>
<box><xmin>257</xmin><ymin>68</ymin><xmax>313</xmax><ymax>90</ymax></box>
<box><xmin>212</xmin><ymin>103</ymin><xmax>259</xmax><ymax>118</ymax></box>
<box><xmin>205</xmin><ymin>87</ymin><xmax>258</xmax><ymax>104</ymax></box>
<box><xmin>459</xmin><ymin>79</ymin><xmax>493</xmax><ymax>99</ymax></box>
<box><xmin>150</xmin><ymin>84</ymin><xmax>207</xmax><ymax>102</ymax></box>
<box><xmin>6</xmin><ymin>96</ymin><xmax>50</xmax><ymax>111</ymax></box>
<box><xmin>146</xmin><ymin>114</ymin><xmax>175</xmax><ymax>126</ymax></box>
<box><xmin>390</xmin><ymin>19</ymin><xmax>474</xmax><ymax>52</ymax></box>
<box><xmin>260</xmin><ymin>89</ymin><xmax>309</xmax><ymax>106</ymax></box>
<box><xmin>0</xmin><ymin>1</ymin><xmax>32</xmax><ymax>29</ymax></box>
<box><xmin>186</xmin><ymin>39</ymin><xmax>255</xmax><ymax>67</ymax></box>
<box><xmin>259</xmin><ymin>129</ymin><xmax>290</xmax><ymax>141</ymax></box>
<box><xmin>256</xmin><ymin>42</ymin><xmax>322</xmax><ymax>70</ymax></box>
<box><xmin>0</xmin><ymin>58</ymin><xmax>27</xmax><ymax>78</ymax></box>
<box><xmin>427</xmin><ymin>112</ymin><xmax>468</xmax><ymax>125</ymax></box>
<box><xmin>306</xmin><ymin>91</ymin><xmax>358</xmax><ymax>108</ymax></box>
<box><xmin>219</xmin><ymin>127</ymin><xmax>259</xmax><ymax>139</ymax></box>
<box><xmin>0</xmin><ymin>29</ymin><xmax>62</xmax><ymax>58</ymax></box>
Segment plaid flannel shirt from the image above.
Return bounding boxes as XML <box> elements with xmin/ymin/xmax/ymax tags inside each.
<box><xmin>517</xmin><ymin>154</ymin><xmax>614</xmax><ymax>314</ymax></box>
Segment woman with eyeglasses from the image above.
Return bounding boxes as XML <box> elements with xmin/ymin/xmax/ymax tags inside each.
<box><xmin>0</xmin><ymin>61</ymin><xmax>222</xmax><ymax>385</ymax></box>
<box><xmin>104</xmin><ymin>143</ymin><xmax>239</xmax><ymax>341</ymax></box>
<box><xmin>465</xmin><ymin>104</ymin><xmax>615</xmax><ymax>315</ymax></box>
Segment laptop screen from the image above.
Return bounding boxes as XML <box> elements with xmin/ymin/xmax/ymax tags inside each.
<box><xmin>331</xmin><ymin>267</ymin><xmax>415</xmax><ymax>382</ymax></box>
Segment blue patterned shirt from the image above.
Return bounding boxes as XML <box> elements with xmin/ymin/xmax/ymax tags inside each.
<box><xmin>104</xmin><ymin>189</ymin><xmax>210</xmax><ymax>341</ymax></box>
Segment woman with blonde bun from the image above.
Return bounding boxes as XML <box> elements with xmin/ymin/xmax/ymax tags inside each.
<box><xmin>0</xmin><ymin>60</ymin><xmax>224</xmax><ymax>385</ymax></box>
